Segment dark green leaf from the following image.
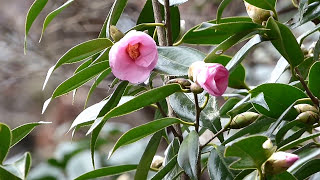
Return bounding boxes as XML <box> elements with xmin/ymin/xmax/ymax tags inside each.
<box><xmin>226</xmin><ymin>35</ymin><xmax>264</xmax><ymax>73</ymax></box>
<box><xmin>134</xmin><ymin>131</ymin><xmax>162</xmax><ymax>180</ymax></box>
<box><xmin>39</xmin><ymin>0</ymin><xmax>74</xmax><ymax>41</ymax></box>
<box><xmin>244</xmin><ymin>0</ymin><xmax>276</xmax><ymax>11</ymax></box>
<box><xmin>151</xmin><ymin>155</ymin><xmax>178</xmax><ymax>180</ymax></box>
<box><xmin>24</xmin><ymin>0</ymin><xmax>48</xmax><ymax>52</ymax></box>
<box><xmin>219</xmin><ymin>98</ymin><xmax>241</xmax><ymax>116</ymax></box>
<box><xmin>208</xmin><ymin>146</ymin><xmax>239</xmax><ymax>180</ymax></box>
<box><xmin>298</xmin><ymin>23</ymin><xmax>320</xmax><ymax>45</ymax></box>
<box><xmin>250</xmin><ymin>83</ymin><xmax>307</xmax><ymax>119</ymax></box>
<box><xmin>222</xmin><ymin>116</ymin><xmax>275</xmax><ymax>145</ymax></box>
<box><xmin>225</xmin><ymin>135</ymin><xmax>275</xmax><ymax>169</ymax></box>
<box><xmin>105</xmin><ymin>0</ymin><xmax>129</xmax><ymax>38</ymax></box>
<box><xmin>216</xmin><ymin>0</ymin><xmax>234</xmax><ymax>24</ymax></box>
<box><xmin>163</xmin><ymin>139</ymin><xmax>181</xmax><ymax>180</ymax></box>
<box><xmin>85</xmin><ymin>69</ymin><xmax>112</xmax><ymax>107</ymax></box>
<box><xmin>299</xmin><ymin>2</ymin><xmax>320</xmax><ymax>26</ymax></box>
<box><xmin>292</xmin><ymin>57</ymin><xmax>315</xmax><ymax>81</ymax></box>
<box><xmin>11</xmin><ymin>121</ymin><xmax>50</xmax><ymax>147</ymax></box>
<box><xmin>308</xmin><ymin>61</ymin><xmax>320</xmax><ymax>99</ymax></box>
<box><xmin>207</xmin><ymin>55</ymin><xmax>247</xmax><ymax>89</ymax></box>
<box><xmin>275</xmin><ymin>120</ymin><xmax>305</xmax><ymax>145</ymax></box>
<box><xmin>74</xmin><ymin>165</ymin><xmax>137</xmax><ymax>180</ymax></box>
<box><xmin>195</xmin><ymin>22</ymin><xmax>264</xmax><ymax>33</ymax></box>
<box><xmin>51</xmin><ymin>61</ymin><xmax>109</xmax><ymax>99</ymax></box>
<box><xmin>267</xmin><ymin>57</ymin><xmax>289</xmax><ymax>83</ymax></box>
<box><xmin>155</xmin><ymin>46</ymin><xmax>204</xmax><ymax>75</ymax></box>
<box><xmin>43</xmin><ymin>38</ymin><xmax>113</xmax><ymax>90</ymax></box>
<box><xmin>268</xmin><ymin>171</ymin><xmax>297</xmax><ymax>180</ymax></box>
<box><xmin>293</xmin><ymin>159</ymin><xmax>320</xmax><ymax>180</ymax></box>
<box><xmin>176</xmin><ymin>17</ymin><xmax>253</xmax><ymax>45</ymax></box>
<box><xmin>266</xmin><ymin>17</ymin><xmax>304</xmax><ymax>67</ymax></box>
<box><xmin>109</xmin><ymin>118</ymin><xmax>191</xmax><ymax>157</ymax></box>
<box><xmin>0</xmin><ymin>152</ymin><xmax>32</xmax><ymax>179</ymax></box>
<box><xmin>314</xmin><ymin>37</ymin><xmax>320</xmax><ymax>61</ymax></box>
<box><xmin>0</xmin><ymin>123</ymin><xmax>11</xmax><ymax>164</ymax></box>
<box><xmin>0</xmin><ymin>167</ymin><xmax>19</xmax><ymax>180</ymax></box>
<box><xmin>278</xmin><ymin>128</ymin><xmax>307</xmax><ymax>148</ymax></box>
<box><xmin>278</xmin><ymin>131</ymin><xmax>320</xmax><ymax>151</ymax></box>
<box><xmin>177</xmin><ymin>130</ymin><xmax>199</xmax><ymax>180</ymax></box>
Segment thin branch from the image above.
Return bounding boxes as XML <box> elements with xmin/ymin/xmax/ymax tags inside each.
<box><xmin>194</xmin><ymin>93</ymin><xmax>201</xmax><ymax>133</ymax></box>
<box><xmin>200</xmin><ymin>128</ymin><xmax>227</xmax><ymax>150</ymax></box>
<box><xmin>294</xmin><ymin>67</ymin><xmax>319</xmax><ymax>108</ymax></box>
<box><xmin>151</xmin><ymin>0</ymin><xmax>167</xmax><ymax>46</ymax></box>
<box><xmin>164</xmin><ymin>0</ymin><xmax>173</xmax><ymax>46</ymax></box>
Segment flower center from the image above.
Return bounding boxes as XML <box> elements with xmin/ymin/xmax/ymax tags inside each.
<box><xmin>127</xmin><ymin>43</ymin><xmax>140</xmax><ymax>60</ymax></box>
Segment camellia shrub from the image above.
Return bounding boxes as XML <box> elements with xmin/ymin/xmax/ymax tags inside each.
<box><xmin>1</xmin><ymin>0</ymin><xmax>320</xmax><ymax>179</ymax></box>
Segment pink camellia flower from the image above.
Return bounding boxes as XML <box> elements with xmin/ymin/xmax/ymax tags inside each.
<box><xmin>188</xmin><ymin>61</ymin><xmax>229</xmax><ymax>96</ymax></box>
<box><xmin>265</xmin><ymin>151</ymin><xmax>299</xmax><ymax>175</ymax></box>
<box><xmin>109</xmin><ymin>30</ymin><xmax>158</xmax><ymax>84</ymax></box>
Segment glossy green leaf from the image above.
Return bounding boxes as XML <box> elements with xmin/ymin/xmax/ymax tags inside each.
<box><xmin>226</xmin><ymin>95</ymin><xmax>252</xmax><ymax>118</ymax></box>
<box><xmin>266</xmin><ymin>17</ymin><xmax>304</xmax><ymax>67</ymax></box>
<box><xmin>208</xmin><ymin>146</ymin><xmax>239</xmax><ymax>180</ymax></box>
<box><xmin>216</xmin><ymin>0</ymin><xmax>234</xmax><ymax>24</ymax></box>
<box><xmin>222</xmin><ymin>116</ymin><xmax>275</xmax><ymax>145</ymax></box>
<box><xmin>0</xmin><ymin>152</ymin><xmax>31</xmax><ymax>180</ymax></box>
<box><xmin>226</xmin><ymin>35</ymin><xmax>264</xmax><ymax>73</ymax></box>
<box><xmin>155</xmin><ymin>46</ymin><xmax>204</xmax><ymax>75</ymax></box>
<box><xmin>51</xmin><ymin>61</ymin><xmax>109</xmax><ymax>99</ymax></box>
<box><xmin>43</xmin><ymin>38</ymin><xmax>113</xmax><ymax>90</ymax></box>
<box><xmin>299</xmin><ymin>2</ymin><xmax>320</xmax><ymax>26</ymax></box>
<box><xmin>275</xmin><ymin>120</ymin><xmax>305</xmax><ymax>145</ymax></box>
<box><xmin>39</xmin><ymin>0</ymin><xmax>74</xmax><ymax>41</ymax></box>
<box><xmin>0</xmin><ymin>167</ymin><xmax>19</xmax><ymax>180</ymax></box>
<box><xmin>225</xmin><ymin>135</ymin><xmax>275</xmax><ymax>169</ymax></box>
<box><xmin>158</xmin><ymin>0</ymin><xmax>188</xmax><ymax>6</ymax></box>
<box><xmin>277</xmin><ymin>128</ymin><xmax>307</xmax><ymax>148</ymax></box>
<box><xmin>105</xmin><ymin>0</ymin><xmax>128</xmax><ymax>38</ymax></box>
<box><xmin>298</xmin><ymin>23</ymin><xmax>320</xmax><ymax>45</ymax></box>
<box><xmin>219</xmin><ymin>98</ymin><xmax>241</xmax><ymax>116</ymax></box>
<box><xmin>308</xmin><ymin>61</ymin><xmax>320</xmax><ymax>99</ymax></box>
<box><xmin>11</xmin><ymin>121</ymin><xmax>50</xmax><ymax>147</ymax></box>
<box><xmin>279</xmin><ymin>131</ymin><xmax>320</xmax><ymax>151</ymax></box>
<box><xmin>177</xmin><ymin>130</ymin><xmax>199</xmax><ymax>180</ymax></box>
<box><xmin>151</xmin><ymin>155</ymin><xmax>178</xmax><ymax>180</ymax></box>
<box><xmin>176</xmin><ymin>17</ymin><xmax>253</xmax><ymax>45</ymax></box>
<box><xmin>163</xmin><ymin>139</ymin><xmax>181</xmax><ymax>180</ymax></box>
<box><xmin>169</xmin><ymin>92</ymin><xmax>224</xmax><ymax>141</ymax></box>
<box><xmin>207</xmin><ymin>55</ymin><xmax>247</xmax><ymax>89</ymax></box>
<box><xmin>134</xmin><ymin>131</ymin><xmax>162</xmax><ymax>180</ymax></box>
<box><xmin>267</xmin><ymin>57</ymin><xmax>289</xmax><ymax>83</ymax></box>
<box><xmin>109</xmin><ymin>118</ymin><xmax>191</xmax><ymax>157</ymax></box>
<box><xmin>250</xmin><ymin>83</ymin><xmax>307</xmax><ymax>119</ymax></box>
<box><xmin>0</xmin><ymin>123</ymin><xmax>11</xmax><ymax>164</ymax></box>
<box><xmin>292</xmin><ymin>57</ymin><xmax>315</xmax><ymax>81</ymax></box>
<box><xmin>268</xmin><ymin>171</ymin><xmax>297</xmax><ymax>180</ymax></box>
<box><xmin>289</xmin><ymin>145</ymin><xmax>320</xmax><ymax>173</ymax></box>
<box><xmin>244</xmin><ymin>0</ymin><xmax>276</xmax><ymax>11</ymax></box>
<box><xmin>293</xmin><ymin>159</ymin><xmax>320</xmax><ymax>180</ymax></box>
<box><xmin>195</xmin><ymin>22</ymin><xmax>264</xmax><ymax>33</ymax></box>
<box><xmin>74</xmin><ymin>165</ymin><xmax>137</xmax><ymax>180</ymax></box>
<box><xmin>85</xmin><ymin>69</ymin><xmax>112</xmax><ymax>107</ymax></box>
<box><xmin>24</xmin><ymin>0</ymin><xmax>48</xmax><ymax>53</ymax></box>
<box><xmin>314</xmin><ymin>37</ymin><xmax>320</xmax><ymax>61</ymax></box>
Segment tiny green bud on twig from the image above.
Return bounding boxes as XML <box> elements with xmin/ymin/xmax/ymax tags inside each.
<box><xmin>295</xmin><ymin>111</ymin><xmax>319</xmax><ymax>125</ymax></box>
<box><xmin>190</xmin><ymin>83</ymin><xmax>203</xmax><ymax>94</ymax></box>
<box><xmin>244</xmin><ymin>2</ymin><xmax>272</xmax><ymax>25</ymax></box>
<box><xmin>294</xmin><ymin>104</ymin><xmax>319</xmax><ymax>113</ymax></box>
<box><xmin>227</xmin><ymin>112</ymin><xmax>260</xmax><ymax>129</ymax></box>
<box><xmin>110</xmin><ymin>25</ymin><xmax>125</xmax><ymax>42</ymax></box>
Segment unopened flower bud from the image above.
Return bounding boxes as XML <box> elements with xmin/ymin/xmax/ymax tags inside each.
<box><xmin>190</xmin><ymin>83</ymin><xmax>204</xmax><ymax>94</ymax></box>
<box><xmin>295</xmin><ymin>111</ymin><xmax>319</xmax><ymax>125</ymax></box>
<box><xmin>228</xmin><ymin>112</ymin><xmax>260</xmax><ymax>129</ymax></box>
<box><xmin>151</xmin><ymin>155</ymin><xmax>164</xmax><ymax>169</ymax></box>
<box><xmin>294</xmin><ymin>104</ymin><xmax>318</xmax><ymax>113</ymax></box>
<box><xmin>167</xmin><ymin>78</ymin><xmax>191</xmax><ymax>88</ymax></box>
<box><xmin>264</xmin><ymin>152</ymin><xmax>299</xmax><ymax>175</ymax></box>
<box><xmin>262</xmin><ymin>139</ymin><xmax>274</xmax><ymax>150</ymax></box>
<box><xmin>188</xmin><ymin>61</ymin><xmax>205</xmax><ymax>82</ymax></box>
<box><xmin>244</xmin><ymin>2</ymin><xmax>272</xmax><ymax>24</ymax></box>
<box><xmin>110</xmin><ymin>25</ymin><xmax>125</xmax><ymax>42</ymax></box>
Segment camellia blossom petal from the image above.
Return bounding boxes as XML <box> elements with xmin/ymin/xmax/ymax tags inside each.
<box><xmin>109</xmin><ymin>30</ymin><xmax>158</xmax><ymax>84</ymax></box>
<box><xmin>189</xmin><ymin>62</ymin><xmax>229</xmax><ymax>96</ymax></box>
<box><xmin>265</xmin><ymin>151</ymin><xmax>299</xmax><ymax>175</ymax></box>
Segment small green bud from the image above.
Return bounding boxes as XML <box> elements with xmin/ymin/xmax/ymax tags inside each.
<box><xmin>244</xmin><ymin>2</ymin><xmax>272</xmax><ymax>24</ymax></box>
<box><xmin>190</xmin><ymin>83</ymin><xmax>203</xmax><ymax>94</ymax></box>
<box><xmin>151</xmin><ymin>155</ymin><xmax>164</xmax><ymax>169</ymax></box>
<box><xmin>295</xmin><ymin>111</ymin><xmax>319</xmax><ymax>125</ymax></box>
<box><xmin>264</xmin><ymin>152</ymin><xmax>299</xmax><ymax>175</ymax></box>
<box><xmin>110</xmin><ymin>25</ymin><xmax>124</xmax><ymax>42</ymax></box>
<box><xmin>228</xmin><ymin>112</ymin><xmax>260</xmax><ymax>129</ymax></box>
<box><xmin>294</xmin><ymin>104</ymin><xmax>318</xmax><ymax>113</ymax></box>
<box><xmin>167</xmin><ymin>78</ymin><xmax>191</xmax><ymax>88</ymax></box>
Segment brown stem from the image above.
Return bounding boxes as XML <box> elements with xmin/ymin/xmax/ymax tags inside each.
<box><xmin>164</xmin><ymin>0</ymin><xmax>173</xmax><ymax>46</ymax></box>
<box><xmin>151</xmin><ymin>0</ymin><xmax>167</xmax><ymax>46</ymax></box>
<box><xmin>194</xmin><ymin>93</ymin><xmax>201</xmax><ymax>133</ymax></box>
<box><xmin>294</xmin><ymin>67</ymin><xmax>319</xmax><ymax>108</ymax></box>
<box><xmin>200</xmin><ymin>128</ymin><xmax>227</xmax><ymax>150</ymax></box>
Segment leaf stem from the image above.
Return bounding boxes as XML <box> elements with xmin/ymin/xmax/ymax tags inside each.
<box><xmin>200</xmin><ymin>127</ymin><xmax>227</xmax><ymax>150</ymax></box>
<box><xmin>294</xmin><ymin>67</ymin><xmax>319</xmax><ymax>108</ymax></box>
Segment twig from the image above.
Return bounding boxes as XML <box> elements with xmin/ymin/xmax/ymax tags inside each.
<box><xmin>294</xmin><ymin>67</ymin><xmax>319</xmax><ymax>108</ymax></box>
<box><xmin>151</xmin><ymin>0</ymin><xmax>167</xmax><ymax>46</ymax></box>
<box><xmin>200</xmin><ymin>128</ymin><xmax>227</xmax><ymax>150</ymax></box>
<box><xmin>164</xmin><ymin>0</ymin><xmax>173</xmax><ymax>46</ymax></box>
<box><xmin>194</xmin><ymin>93</ymin><xmax>201</xmax><ymax>133</ymax></box>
